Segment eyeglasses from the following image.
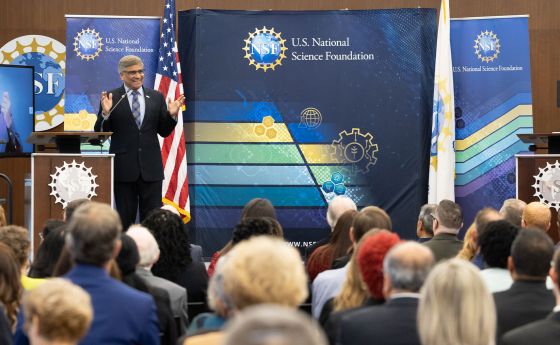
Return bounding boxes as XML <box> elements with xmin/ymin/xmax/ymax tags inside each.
<box><xmin>123</xmin><ymin>69</ymin><xmax>144</xmax><ymax>76</ymax></box>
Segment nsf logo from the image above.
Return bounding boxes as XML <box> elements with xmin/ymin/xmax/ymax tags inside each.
<box><xmin>474</xmin><ymin>30</ymin><xmax>500</xmax><ymax>63</ymax></box>
<box><xmin>243</xmin><ymin>26</ymin><xmax>287</xmax><ymax>72</ymax></box>
<box><xmin>73</xmin><ymin>28</ymin><xmax>103</xmax><ymax>61</ymax></box>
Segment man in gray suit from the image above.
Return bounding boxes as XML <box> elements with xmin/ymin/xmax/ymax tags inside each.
<box><xmin>128</xmin><ymin>225</ymin><xmax>189</xmax><ymax>332</ymax></box>
<box><xmin>423</xmin><ymin>199</ymin><xmax>464</xmax><ymax>262</ymax></box>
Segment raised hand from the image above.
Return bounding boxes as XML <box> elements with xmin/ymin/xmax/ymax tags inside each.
<box><xmin>168</xmin><ymin>95</ymin><xmax>186</xmax><ymax>117</ymax></box>
<box><xmin>100</xmin><ymin>91</ymin><xmax>113</xmax><ymax>115</ymax></box>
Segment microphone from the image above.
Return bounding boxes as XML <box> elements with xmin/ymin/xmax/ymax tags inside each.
<box><xmin>100</xmin><ymin>89</ymin><xmax>133</xmax><ymax>129</ymax></box>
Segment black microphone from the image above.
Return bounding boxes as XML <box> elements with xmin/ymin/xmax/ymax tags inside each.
<box><xmin>100</xmin><ymin>89</ymin><xmax>133</xmax><ymax>129</ymax></box>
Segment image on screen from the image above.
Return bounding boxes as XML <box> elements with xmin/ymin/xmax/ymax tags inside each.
<box><xmin>0</xmin><ymin>64</ymin><xmax>34</xmax><ymax>154</ymax></box>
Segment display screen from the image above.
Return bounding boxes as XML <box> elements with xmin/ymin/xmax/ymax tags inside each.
<box><xmin>0</xmin><ymin>64</ymin><xmax>34</xmax><ymax>154</ymax></box>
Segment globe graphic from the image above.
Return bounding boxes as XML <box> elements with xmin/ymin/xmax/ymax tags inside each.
<box><xmin>301</xmin><ymin>108</ymin><xmax>322</xmax><ymax>128</ymax></box>
<box><xmin>12</xmin><ymin>52</ymin><xmax>64</xmax><ymax>112</ymax></box>
<box><xmin>250</xmin><ymin>33</ymin><xmax>280</xmax><ymax>64</ymax></box>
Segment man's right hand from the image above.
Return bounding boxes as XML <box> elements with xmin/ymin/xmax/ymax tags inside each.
<box><xmin>101</xmin><ymin>91</ymin><xmax>113</xmax><ymax>116</ymax></box>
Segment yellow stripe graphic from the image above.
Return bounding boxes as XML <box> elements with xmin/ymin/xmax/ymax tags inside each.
<box><xmin>299</xmin><ymin>144</ymin><xmax>341</xmax><ymax>164</ymax></box>
<box><xmin>185</xmin><ymin>122</ymin><xmax>294</xmax><ymax>143</ymax></box>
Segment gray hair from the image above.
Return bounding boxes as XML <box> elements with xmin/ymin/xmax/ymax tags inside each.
<box><xmin>223</xmin><ymin>304</ymin><xmax>327</xmax><ymax>345</ymax></box>
<box><xmin>118</xmin><ymin>55</ymin><xmax>143</xmax><ymax>73</ymax></box>
<box><xmin>326</xmin><ymin>196</ymin><xmax>357</xmax><ymax>228</ymax></box>
<box><xmin>66</xmin><ymin>202</ymin><xmax>122</xmax><ymax>266</ymax></box>
<box><xmin>383</xmin><ymin>241</ymin><xmax>434</xmax><ymax>292</ymax></box>
<box><xmin>127</xmin><ymin>225</ymin><xmax>160</xmax><ymax>268</ymax></box>
<box><xmin>418</xmin><ymin>204</ymin><xmax>437</xmax><ymax>235</ymax></box>
<box><xmin>499</xmin><ymin>198</ymin><xmax>527</xmax><ymax>227</ymax></box>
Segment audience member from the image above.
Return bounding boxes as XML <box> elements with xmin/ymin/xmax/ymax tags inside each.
<box><xmin>23</xmin><ymin>279</ymin><xmax>92</xmax><ymax>345</ymax></box>
<box><xmin>38</xmin><ymin>219</ymin><xmax>64</xmax><ymax>242</ymax></box>
<box><xmin>184</xmin><ymin>236</ymin><xmax>308</xmax><ymax>345</ymax></box>
<box><xmin>63</xmin><ymin>198</ymin><xmax>90</xmax><ymax>222</ymax></box>
<box><xmin>478</xmin><ymin>220</ymin><xmax>519</xmax><ymax>292</ymax></box>
<box><xmin>500</xmin><ymin>198</ymin><xmax>527</xmax><ymax>227</ymax></box>
<box><xmin>161</xmin><ymin>204</ymin><xmax>205</xmax><ymax>264</ymax></box>
<box><xmin>0</xmin><ymin>304</ymin><xmax>11</xmax><ymax>345</ymax></box>
<box><xmin>312</xmin><ymin>206</ymin><xmax>391</xmax><ymax>319</ymax></box>
<box><xmin>142</xmin><ymin>208</ymin><xmax>209</xmax><ymax>306</ymax></box>
<box><xmin>324</xmin><ymin>230</ymin><xmax>400</xmax><ymax>343</ymax></box>
<box><xmin>467</xmin><ymin>207</ymin><xmax>503</xmax><ymax>268</ymax></box>
<box><xmin>128</xmin><ymin>225</ymin><xmax>189</xmax><ymax>333</ymax></box>
<box><xmin>223</xmin><ymin>305</ymin><xmax>327</xmax><ymax>345</ymax></box>
<box><xmin>335</xmin><ymin>242</ymin><xmax>434</xmax><ymax>345</ymax></box>
<box><xmin>418</xmin><ymin>258</ymin><xmax>496</xmax><ymax>345</ymax></box>
<box><xmin>208</xmin><ymin>198</ymin><xmax>278</xmax><ymax>276</ymax></box>
<box><xmin>502</xmin><ymin>249</ymin><xmax>560</xmax><ymax>345</ymax></box>
<box><xmin>0</xmin><ymin>225</ymin><xmax>45</xmax><ymax>289</ymax></box>
<box><xmin>28</xmin><ymin>225</ymin><xmax>67</xmax><ymax>278</ymax></box>
<box><xmin>456</xmin><ymin>223</ymin><xmax>477</xmax><ymax>261</ymax></box>
<box><xmin>305</xmin><ymin>196</ymin><xmax>357</xmax><ymax>260</ymax></box>
<box><xmin>64</xmin><ymin>201</ymin><xmax>159</xmax><ymax>344</ymax></box>
<box><xmin>116</xmin><ymin>233</ymin><xmax>178</xmax><ymax>344</ymax></box>
<box><xmin>494</xmin><ymin>228</ymin><xmax>555</xmax><ymax>342</ymax></box>
<box><xmin>416</xmin><ymin>203</ymin><xmax>437</xmax><ymax>242</ymax></box>
<box><xmin>0</xmin><ymin>242</ymin><xmax>21</xmax><ymax>330</ymax></box>
<box><xmin>423</xmin><ymin>200</ymin><xmax>463</xmax><ymax>261</ymax></box>
<box><xmin>521</xmin><ymin>201</ymin><xmax>551</xmax><ymax>232</ymax></box>
<box><xmin>307</xmin><ymin>210</ymin><xmax>356</xmax><ymax>281</ymax></box>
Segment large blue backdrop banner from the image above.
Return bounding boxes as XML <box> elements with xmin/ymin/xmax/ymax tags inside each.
<box><xmin>451</xmin><ymin>16</ymin><xmax>533</xmax><ymax>229</ymax></box>
<box><xmin>64</xmin><ymin>16</ymin><xmax>160</xmax><ymax>123</ymax></box>
<box><xmin>178</xmin><ymin>9</ymin><xmax>437</xmax><ymax>253</ymax></box>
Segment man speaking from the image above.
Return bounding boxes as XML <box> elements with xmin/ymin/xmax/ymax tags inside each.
<box><xmin>95</xmin><ymin>55</ymin><xmax>185</xmax><ymax>229</ymax></box>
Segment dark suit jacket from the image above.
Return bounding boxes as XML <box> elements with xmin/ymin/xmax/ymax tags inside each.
<box><xmin>494</xmin><ymin>280</ymin><xmax>555</xmax><ymax>343</ymax></box>
<box><xmin>502</xmin><ymin>311</ymin><xmax>560</xmax><ymax>345</ymax></box>
<box><xmin>94</xmin><ymin>86</ymin><xmax>176</xmax><ymax>182</ymax></box>
<box><xmin>65</xmin><ymin>264</ymin><xmax>160</xmax><ymax>345</ymax></box>
<box><xmin>423</xmin><ymin>232</ymin><xmax>463</xmax><ymax>262</ymax></box>
<box><xmin>335</xmin><ymin>297</ymin><xmax>420</xmax><ymax>345</ymax></box>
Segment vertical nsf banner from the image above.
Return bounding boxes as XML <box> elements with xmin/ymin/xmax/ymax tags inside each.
<box><xmin>179</xmin><ymin>9</ymin><xmax>437</xmax><ymax>253</ymax></box>
<box><xmin>64</xmin><ymin>15</ymin><xmax>160</xmax><ymax>131</ymax></box>
<box><xmin>451</xmin><ymin>16</ymin><xmax>533</xmax><ymax>226</ymax></box>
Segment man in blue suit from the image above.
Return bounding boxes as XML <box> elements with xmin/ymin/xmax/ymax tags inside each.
<box><xmin>94</xmin><ymin>55</ymin><xmax>184</xmax><ymax>230</ymax></box>
<box><xmin>65</xmin><ymin>201</ymin><xmax>160</xmax><ymax>345</ymax></box>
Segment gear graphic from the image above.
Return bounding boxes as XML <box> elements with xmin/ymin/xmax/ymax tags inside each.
<box><xmin>242</xmin><ymin>26</ymin><xmax>287</xmax><ymax>72</ymax></box>
<box><xmin>331</xmin><ymin>128</ymin><xmax>378</xmax><ymax>174</ymax></box>
<box><xmin>73</xmin><ymin>28</ymin><xmax>103</xmax><ymax>61</ymax></box>
<box><xmin>48</xmin><ymin>160</ymin><xmax>99</xmax><ymax>208</ymax></box>
<box><xmin>474</xmin><ymin>30</ymin><xmax>500</xmax><ymax>63</ymax></box>
<box><xmin>532</xmin><ymin>161</ymin><xmax>560</xmax><ymax>211</ymax></box>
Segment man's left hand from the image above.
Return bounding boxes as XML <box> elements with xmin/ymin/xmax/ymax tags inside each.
<box><xmin>168</xmin><ymin>95</ymin><xmax>186</xmax><ymax>118</ymax></box>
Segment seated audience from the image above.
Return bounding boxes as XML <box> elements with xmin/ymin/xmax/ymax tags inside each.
<box><xmin>29</xmin><ymin>225</ymin><xmax>67</xmax><ymax>278</ymax></box>
<box><xmin>418</xmin><ymin>258</ymin><xmax>496</xmax><ymax>345</ymax></box>
<box><xmin>462</xmin><ymin>207</ymin><xmax>503</xmax><ymax>268</ymax></box>
<box><xmin>0</xmin><ymin>242</ymin><xmax>21</xmax><ymax>331</ymax></box>
<box><xmin>456</xmin><ymin>223</ymin><xmax>477</xmax><ymax>261</ymax></box>
<box><xmin>38</xmin><ymin>219</ymin><xmax>64</xmax><ymax>242</ymax></box>
<box><xmin>312</xmin><ymin>207</ymin><xmax>392</xmax><ymax>320</ymax></box>
<box><xmin>184</xmin><ymin>236</ymin><xmax>308</xmax><ymax>345</ymax></box>
<box><xmin>208</xmin><ymin>198</ymin><xmax>278</xmax><ymax>276</ymax></box>
<box><xmin>23</xmin><ymin>279</ymin><xmax>92</xmax><ymax>345</ymax></box>
<box><xmin>305</xmin><ymin>196</ymin><xmax>357</xmax><ymax>260</ymax></box>
<box><xmin>335</xmin><ymin>242</ymin><xmax>434</xmax><ymax>345</ymax></box>
<box><xmin>423</xmin><ymin>199</ymin><xmax>463</xmax><ymax>262</ymax></box>
<box><xmin>494</xmin><ymin>228</ymin><xmax>555</xmax><ymax>342</ymax></box>
<box><xmin>306</xmin><ymin>210</ymin><xmax>356</xmax><ymax>281</ymax></box>
<box><xmin>128</xmin><ymin>225</ymin><xmax>189</xmax><ymax>334</ymax></box>
<box><xmin>416</xmin><ymin>203</ymin><xmax>437</xmax><ymax>242</ymax></box>
<box><xmin>478</xmin><ymin>220</ymin><xmax>519</xmax><ymax>292</ymax></box>
<box><xmin>502</xmin><ymin>249</ymin><xmax>560</xmax><ymax>345</ymax></box>
<box><xmin>0</xmin><ymin>225</ymin><xmax>45</xmax><ymax>289</ymax></box>
<box><xmin>521</xmin><ymin>201</ymin><xmax>551</xmax><ymax>232</ymax></box>
<box><xmin>324</xmin><ymin>230</ymin><xmax>400</xmax><ymax>343</ymax></box>
<box><xmin>142</xmin><ymin>208</ymin><xmax>209</xmax><ymax>306</ymax></box>
<box><xmin>223</xmin><ymin>305</ymin><xmax>327</xmax><ymax>345</ymax></box>
<box><xmin>63</xmin><ymin>198</ymin><xmax>90</xmax><ymax>222</ymax></box>
<box><xmin>500</xmin><ymin>198</ymin><xmax>527</xmax><ymax>227</ymax></box>
<box><xmin>161</xmin><ymin>204</ymin><xmax>204</xmax><ymax>263</ymax></box>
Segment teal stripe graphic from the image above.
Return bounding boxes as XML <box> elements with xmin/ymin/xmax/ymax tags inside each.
<box><xmin>187</xmin><ymin>144</ymin><xmax>304</xmax><ymax>164</ymax></box>
<box><xmin>192</xmin><ymin>186</ymin><xmax>326</xmax><ymax>207</ymax></box>
<box><xmin>187</xmin><ymin>165</ymin><xmax>315</xmax><ymax>185</ymax></box>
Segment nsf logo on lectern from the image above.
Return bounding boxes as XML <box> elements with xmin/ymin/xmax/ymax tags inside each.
<box><xmin>73</xmin><ymin>28</ymin><xmax>103</xmax><ymax>61</ymax></box>
<box><xmin>243</xmin><ymin>26</ymin><xmax>287</xmax><ymax>72</ymax></box>
<box><xmin>474</xmin><ymin>30</ymin><xmax>500</xmax><ymax>63</ymax></box>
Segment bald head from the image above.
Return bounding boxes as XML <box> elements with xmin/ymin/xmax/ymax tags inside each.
<box><xmin>127</xmin><ymin>225</ymin><xmax>160</xmax><ymax>269</ymax></box>
<box><xmin>522</xmin><ymin>202</ymin><xmax>551</xmax><ymax>231</ymax></box>
<box><xmin>383</xmin><ymin>241</ymin><xmax>434</xmax><ymax>296</ymax></box>
<box><xmin>474</xmin><ymin>208</ymin><xmax>502</xmax><ymax>236</ymax></box>
<box><xmin>326</xmin><ymin>196</ymin><xmax>357</xmax><ymax>229</ymax></box>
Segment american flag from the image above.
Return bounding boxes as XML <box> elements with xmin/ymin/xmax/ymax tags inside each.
<box><xmin>155</xmin><ymin>0</ymin><xmax>190</xmax><ymax>222</ymax></box>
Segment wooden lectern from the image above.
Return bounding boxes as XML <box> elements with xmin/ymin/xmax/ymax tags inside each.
<box><xmin>28</xmin><ymin>132</ymin><xmax>113</xmax><ymax>253</ymax></box>
<box><xmin>517</xmin><ymin>133</ymin><xmax>560</xmax><ymax>243</ymax></box>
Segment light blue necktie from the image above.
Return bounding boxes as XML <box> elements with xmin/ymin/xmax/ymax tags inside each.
<box><xmin>131</xmin><ymin>90</ymin><xmax>141</xmax><ymax>128</ymax></box>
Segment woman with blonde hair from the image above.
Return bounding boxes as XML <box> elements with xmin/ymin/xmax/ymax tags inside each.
<box><xmin>418</xmin><ymin>258</ymin><xmax>496</xmax><ymax>345</ymax></box>
<box><xmin>456</xmin><ymin>222</ymin><xmax>477</xmax><ymax>261</ymax></box>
